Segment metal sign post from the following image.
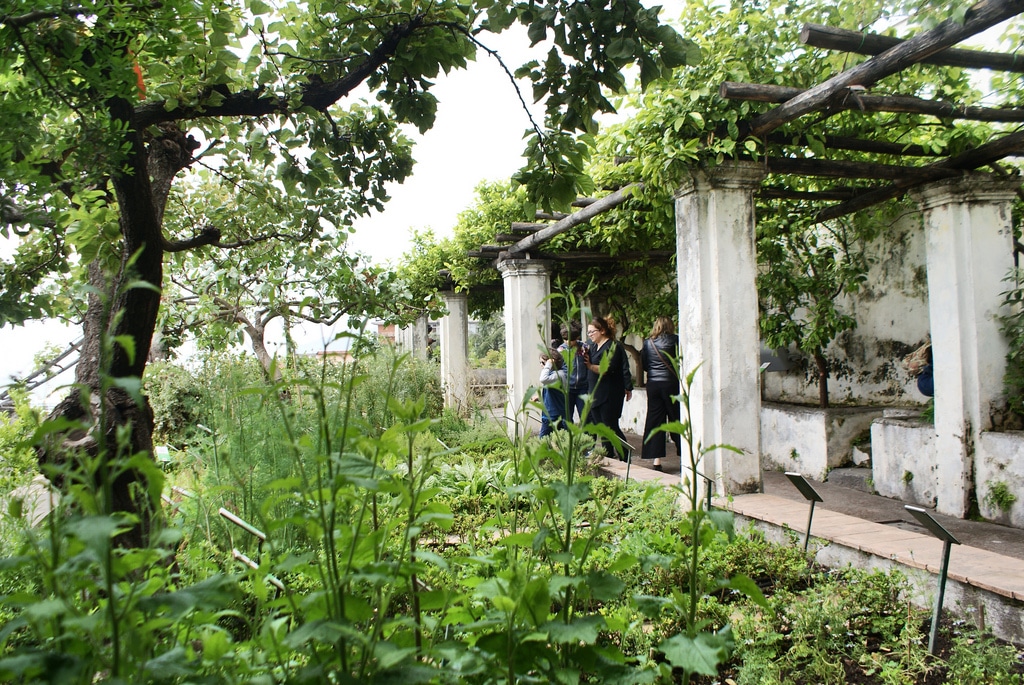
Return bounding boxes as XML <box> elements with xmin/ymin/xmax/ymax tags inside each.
<box><xmin>784</xmin><ymin>472</ymin><xmax>824</xmax><ymax>553</ymax></box>
<box><xmin>905</xmin><ymin>505</ymin><xmax>961</xmax><ymax>655</ymax></box>
<box><xmin>680</xmin><ymin>468</ymin><xmax>715</xmax><ymax>510</ymax></box>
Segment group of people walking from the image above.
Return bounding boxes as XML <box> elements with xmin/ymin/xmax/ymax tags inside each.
<box><xmin>538</xmin><ymin>314</ymin><xmax>682</xmax><ymax>470</ymax></box>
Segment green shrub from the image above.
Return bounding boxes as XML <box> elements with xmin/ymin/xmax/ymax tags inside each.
<box><xmin>947</xmin><ymin>623</ymin><xmax>1024</xmax><ymax>684</ymax></box>
<box><xmin>0</xmin><ymin>390</ymin><xmax>38</xmax><ymax>492</ymax></box>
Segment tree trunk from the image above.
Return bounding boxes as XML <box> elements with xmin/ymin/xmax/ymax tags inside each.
<box><xmin>42</xmin><ymin>101</ymin><xmax>177</xmax><ymax>548</ymax></box>
<box><xmin>814</xmin><ymin>351</ymin><xmax>830</xmax><ymax>409</ymax></box>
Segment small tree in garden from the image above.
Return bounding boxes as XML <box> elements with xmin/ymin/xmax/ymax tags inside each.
<box><xmin>756</xmin><ymin>206</ymin><xmax>874</xmax><ymax>408</ymax></box>
<box><xmin>159</xmin><ymin>167</ymin><xmax>419</xmax><ymax>379</ymax></box>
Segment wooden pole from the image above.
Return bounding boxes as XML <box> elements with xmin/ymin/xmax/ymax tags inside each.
<box><xmin>500</xmin><ymin>183</ymin><xmax>643</xmax><ymax>258</ymax></box>
<box><xmin>721</xmin><ymin>81</ymin><xmax>1024</xmax><ymax>123</ymax></box>
<box><xmin>764</xmin><ymin>133</ymin><xmax>934</xmax><ymax>157</ymax></box>
<box><xmin>766</xmin><ymin>156</ymin><xmax>926</xmax><ymax>180</ymax></box>
<box><xmin>801</xmin><ymin>22</ymin><xmax>1024</xmax><ymax>73</ymax></box>
<box><xmin>814</xmin><ymin>129</ymin><xmax>1024</xmax><ymax>221</ymax></box>
<box><xmin>746</xmin><ymin>0</ymin><xmax>1024</xmax><ymax>137</ymax></box>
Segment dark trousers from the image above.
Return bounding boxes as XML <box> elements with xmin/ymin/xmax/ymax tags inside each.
<box><xmin>566</xmin><ymin>386</ymin><xmax>587</xmax><ymax>423</ymax></box>
<box><xmin>589</xmin><ymin>399</ymin><xmax>627</xmax><ymax>457</ymax></box>
<box><xmin>642</xmin><ymin>382</ymin><xmax>682</xmax><ymax>460</ymax></box>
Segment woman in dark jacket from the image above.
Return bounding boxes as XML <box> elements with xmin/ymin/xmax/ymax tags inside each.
<box><xmin>583</xmin><ymin>316</ymin><xmax>632</xmax><ymax>459</ymax></box>
<box><xmin>641</xmin><ymin>316</ymin><xmax>682</xmax><ymax>471</ymax></box>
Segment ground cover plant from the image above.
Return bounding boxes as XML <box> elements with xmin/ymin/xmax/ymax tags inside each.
<box><xmin>0</xmin><ymin>347</ymin><xmax>1022</xmax><ymax>683</ymax></box>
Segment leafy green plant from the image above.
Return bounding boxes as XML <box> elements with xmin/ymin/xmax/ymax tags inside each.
<box><xmin>0</xmin><ymin>389</ymin><xmax>37</xmax><ymax>492</ymax></box>
<box><xmin>922</xmin><ymin>398</ymin><xmax>935</xmax><ymax>424</ymax></box>
<box><xmin>984</xmin><ymin>481</ymin><xmax>1018</xmax><ymax>514</ymax></box>
<box><xmin>946</xmin><ymin>622</ymin><xmax>1024</xmax><ymax>685</ymax></box>
<box><xmin>635</xmin><ymin>363</ymin><xmax>768</xmax><ymax>683</ymax></box>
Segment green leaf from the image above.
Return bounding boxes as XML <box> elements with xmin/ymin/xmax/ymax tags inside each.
<box><xmin>659</xmin><ymin>627</ymin><xmax>734</xmax><ymax>676</ymax></box>
<box><xmin>544</xmin><ymin>615</ymin><xmax>604</xmax><ymax>644</ymax></box>
<box><xmin>720</xmin><ymin>573</ymin><xmax>769</xmax><ymax>608</ymax></box>
<box><xmin>552</xmin><ymin>481</ymin><xmax>590</xmax><ymax>520</ymax></box>
<box><xmin>66</xmin><ymin>515</ymin><xmax>124</xmax><ymax>551</ymax></box>
<box><xmin>584</xmin><ymin>570</ymin><xmax>625</xmax><ymax>602</ymax></box>
<box><xmin>112</xmin><ymin>335</ymin><xmax>136</xmax><ymax>364</ymax></box>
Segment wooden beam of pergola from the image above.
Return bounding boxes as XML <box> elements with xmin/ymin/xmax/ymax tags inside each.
<box><xmin>530</xmin><ymin>250</ymin><xmax>674</xmax><ymax>264</ymax></box>
<box><xmin>722</xmin><ymin>81</ymin><xmax>1024</xmax><ymax>123</ymax></box>
<box><xmin>814</xmin><ymin>128</ymin><xmax>1024</xmax><ymax>222</ymax></box>
<box><xmin>764</xmin><ymin>132</ymin><xmax>935</xmax><ymax>157</ymax></box>
<box><xmin>759</xmin><ymin>186</ymin><xmax>862</xmax><ymax>201</ymax></box>
<box><xmin>509</xmin><ymin>222</ymin><xmax>545</xmax><ymax>232</ymax></box>
<box><xmin>499</xmin><ymin>183</ymin><xmax>643</xmax><ymax>259</ymax></box>
<box><xmin>765</xmin><ymin>156</ymin><xmax>931</xmax><ymax>180</ymax></box>
<box><xmin>746</xmin><ymin>0</ymin><xmax>1024</xmax><ymax>137</ymax></box>
<box><xmin>801</xmin><ymin>22</ymin><xmax>1024</xmax><ymax>73</ymax></box>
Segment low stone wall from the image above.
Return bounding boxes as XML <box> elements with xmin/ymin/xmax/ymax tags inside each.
<box><xmin>469</xmin><ymin>368</ymin><xmax>506</xmax><ymax>409</ymax></box>
<box><xmin>620</xmin><ymin>387</ymin><xmax>647</xmax><ymax>437</ymax></box>
<box><xmin>870</xmin><ymin>412</ymin><xmax>937</xmax><ymax>507</ymax></box>
<box><xmin>976</xmin><ymin>430</ymin><xmax>1024</xmax><ymax>527</ymax></box>
<box><xmin>760</xmin><ymin>402</ymin><xmax>882</xmax><ymax>481</ymax></box>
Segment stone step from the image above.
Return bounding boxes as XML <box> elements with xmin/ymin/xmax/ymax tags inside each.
<box><xmin>825</xmin><ymin>466</ymin><xmax>874</xmax><ymax>494</ymax></box>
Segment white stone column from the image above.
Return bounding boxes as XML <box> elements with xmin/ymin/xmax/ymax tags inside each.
<box><xmin>498</xmin><ymin>259</ymin><xmax>551</xmax><ymax>438</ymax></box>
<box><xmin>439</xmin><ymin>291</ymin><xmax>471</xmax><ymax>414</ymax></box>
<box><xmin>396</xmin><ymin>316</ymin><xmax>429</xmax><ymax>360</ymax></box>
<box><xmin>676</xmin><ymin>161</ymin><xmax>766</xmax><ymax>497</ymax></box>
<box><xmin>910</xmin><ymin>175</ymin><xmax>1017</xmax><ymax>518</ymax></box>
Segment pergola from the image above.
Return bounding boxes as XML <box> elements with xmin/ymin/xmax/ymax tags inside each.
<box><xmin>433</xmin><ymin>0</ymin><xmax>1024</xmax><ymax>516</ymax></box>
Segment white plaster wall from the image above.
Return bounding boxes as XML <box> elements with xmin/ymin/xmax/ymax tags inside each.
<box><xmin>439</xmin><ymin>292</ymin><xmax>470</xmax><ymax>414</ymax></box>
<box><xmin>870</xmin><ymin>417</ymin><xmax>937</xmax><ymax>506</ymax></box>
<box><xmin>676</xmin><ymin>163</ymin><xmax>764</xmax><ymax>495</ymax></box>
<box><xmin>976</xmin><ymin>431</ymin><xmax>1024</xmax><ymax>527</ymax></box>
<box><xmin>762</xmin><ymin>213</ymin><xmax>931</xmax><ymax>406</ymax></box>
<box><xmin>500</xmin><ymin>260</ymin><xmax>550</xmax><ymax>437</ymax></box>
<box><xmin>761</xmin><ymin>403</ymin><xmax>828</xmax><ymax>479</ymax></box>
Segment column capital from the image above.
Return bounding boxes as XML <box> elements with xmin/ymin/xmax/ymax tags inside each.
<box><xmin>910</xmin><ymin>173</ymin><xmax>1020</xmax><ymax>211</ymax></box>
<box><xmin>498</xmin><ymin>258</ymin><xmax>552</xmax><ymax>279</ymax></box>
<box><xmin>439</xmin><ymin>289</ymin><xmax>468</xmax><ymax>304</ymax></box>
<box><xmin>675</xmin><ymin>161</ymin><xmax>766</xmax><ymax>198</ymax></box>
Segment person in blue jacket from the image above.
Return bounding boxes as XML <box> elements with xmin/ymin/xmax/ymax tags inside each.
<box><xmin>539</xmin><ymin>347</ymin><xmax>567</xmax><ymax>436</ymax></box>
<box><xmin>558</xmin><ymin>321</ymin><xmax>588</xmax><ymax>424</ymax></box>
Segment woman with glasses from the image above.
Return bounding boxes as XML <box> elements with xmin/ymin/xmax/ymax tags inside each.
<box><xmin>582</xmin><ymin>316</ymin><xmax>632</xmax><ymax>459</ymax></box>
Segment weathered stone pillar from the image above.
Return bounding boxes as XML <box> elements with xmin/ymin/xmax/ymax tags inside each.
<box><xmin>439</xmin><ymin>290</ymin><xmax>471</xmax><ymax>414</ymax></box>
<box><xmin>396</xmin><ymin>316</ymin><xmax>429</xmax><ymax>360</ymax></box>
<box><xmin>498</xmin><ymin>259</ymin><xmax>551</xmax><ymax>437</ymax></box>
<box><xmin>910</xmin><ymin>175</ymin><xmax>1017</xmax><ymax>518</ymax></box>
<box><xmin>676</xmin><ymin>161</ymin><xmax>766</xmax><ymax>497</ymax></box>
